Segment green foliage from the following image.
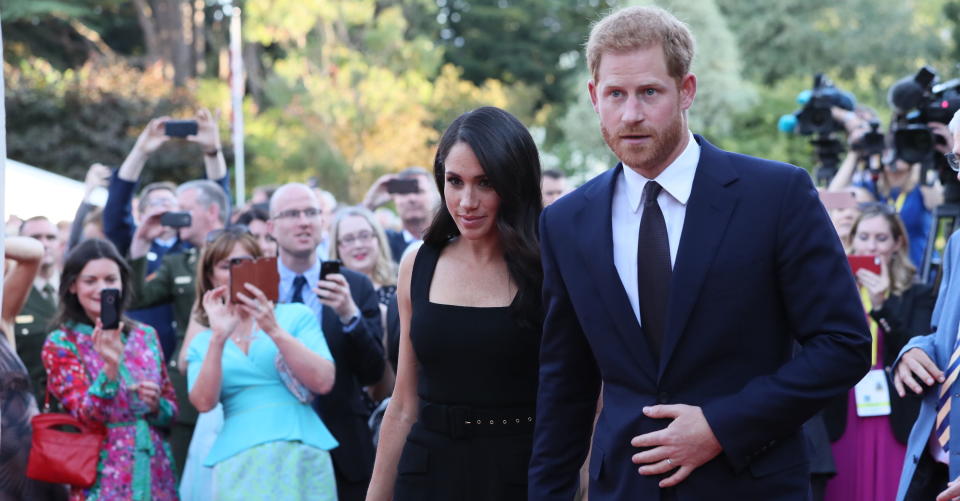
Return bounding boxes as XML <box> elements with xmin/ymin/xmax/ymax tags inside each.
<box><xmin>5</xmin><ymin>59</ymin><xmax>207</xmax><ymax>185</ymax></box>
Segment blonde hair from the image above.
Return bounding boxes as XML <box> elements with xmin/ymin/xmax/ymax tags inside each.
<box><xmin>846</xmin><ymin>205</ymin><xmax>916</xmax><ymax>296</ymax></box>
<box><xmin>329</xmin><ymin>206</ymin><xmax>397</xmax><ymax>288</ymax></box>
<box><xmin>586</xmin><ymin>5</ymin><xmax>695</xmax><ymax>84</ymax></box>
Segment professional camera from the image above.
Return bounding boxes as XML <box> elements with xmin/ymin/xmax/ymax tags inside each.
<box><xmin>779</xmin><ymin>74</ymin><xmax>856</xmax><ymax>136</ymax></box>
<box><xmin>778</xmin><ymin>74</ymin><xmax>856</xmax><ymax>184</ymax></box>
<box><xmin>888</xmin><ymin>66</ymin><xmax>960</xmax><ymax>164</ymax></box>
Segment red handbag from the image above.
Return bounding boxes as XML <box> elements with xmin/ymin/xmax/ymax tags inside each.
<box><xmin>26</xmin><ymin>412</ymin><xmax>105</xmax><ymax>487</ymax></box>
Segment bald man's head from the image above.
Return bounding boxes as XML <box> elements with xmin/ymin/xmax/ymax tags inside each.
<box><xmin>268</xmin><ymin>183</ymin><xmax>324</xmax><ymax>259</ymax></box>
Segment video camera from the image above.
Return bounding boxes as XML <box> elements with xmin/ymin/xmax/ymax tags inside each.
<box><xmin>888</xmin><ymin>66</ymin><xmax>960</xmax><ymax>164</ymax></box>
<box><xmin>778</xmin><ymin>74</ymin><xmax>858</xmax><ymax>185</ymax></box>
<box><xmin>779</xmin><ymin>74</ymin><xmax>856</xmax><ymax>136</ymax></box>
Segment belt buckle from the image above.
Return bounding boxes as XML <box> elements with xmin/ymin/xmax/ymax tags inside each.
<box><xmin>448</xmin><ymin>405</ymin><xmax>468</xmax><ymax>439</ymax></box>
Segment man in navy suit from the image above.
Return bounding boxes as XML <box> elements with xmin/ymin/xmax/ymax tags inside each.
<box><xmin>528</xmin><ymin>6</ymin><xmax>871</xmax><ymax>500</ymax></box>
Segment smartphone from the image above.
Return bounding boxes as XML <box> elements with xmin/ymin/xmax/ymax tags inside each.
<box><xmin>100</xmin><ymin>289</ymin><xmax>121</xmax><ymax>330</ymax></box>
<box><xmin>229</xmin><ymin>257</ymin><xmax>280</xmax><ymax>304</ymax></box>
<box><xmin>819</xmin><ymin>191</ymin><xmax>858</xmax><ymax>211</ymax></box>
<box><xmin>848</xmin><ymin>255</ymin><xmax>881</xmax><ymax>276</ymax></box>
<box><xmin>320</xmin><ymin>260</ymin><xmax>342</xmax><ymax>281</ymax></box>
<box><xmin>159</xmin><ymin>211</ymin><xmax>192</xmax><ymax>228</ymax></box>
<box><xmin>164</xmin><ymin>120</ymin><xmax>198</xmax><ymax>138</ymax></box>
<box><xmin>386</xmin><ymin>178</ymin><xmax>420</xmax><ymax>194</ymax></box>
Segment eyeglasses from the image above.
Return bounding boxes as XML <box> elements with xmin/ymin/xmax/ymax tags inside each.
<box><xmin>273</xmin><ymin>208</ymin><xmax>321</xmax><ymax>220</ymax></box>
<box><xmin>205</xmin><ymin>224</ymin><xmax>251</xmax><ymax>243</ymax></box>
<box><xmin>338</xmin><ymin>231</ymin><xmax>376</xmax><ymax>248</ymax></box>
<box><xmin>946</xmin><ymin>152</ymin><xmax>960</xmax><ymax>172</ymax></box>
<box><xmin>215</xmin><ymin>256</ymin><xmax>254</xmax><ymax>271</ymax></box>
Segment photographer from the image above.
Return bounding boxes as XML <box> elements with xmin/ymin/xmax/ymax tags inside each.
<box><xmin>104</xmin><ymin>109</ymin><xmax>229</xmax><ymax>258</ymax></box>
<box><xmin>829</xmin><ymin>108</ymin><xmax>944</xmax><ymax>267</ymax></box>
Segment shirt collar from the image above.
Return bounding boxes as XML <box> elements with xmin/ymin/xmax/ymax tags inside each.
<box><xmin>621</xmin><ymin>130</ymin><xmax>700</xmax><ymax>212</ymax></box>
<box><xmin>278</xmin><ymin>258</ymin><xmax>321</xmax><ymax>285</ymax></box>
<box><xmin>34</xmin><ymin>273</ymin><xmax>59</xmax><ymax>293</ymax></box>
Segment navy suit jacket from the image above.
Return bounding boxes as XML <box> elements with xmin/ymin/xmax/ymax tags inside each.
<box><xmin>528</xmin><ymin>136</ymin><xmax>871</xmax><ymax>500</ymax></box>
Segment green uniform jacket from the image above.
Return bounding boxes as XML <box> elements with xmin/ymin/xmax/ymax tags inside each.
<box><xmin>129</xmin><ymin>248</ymin><xmax>199</xmax><ymax>429</ymax></box>
<box><xmin>13</xmin><ymin>287</ymin><xmax>57</xmax><ymax>404</ymax></box>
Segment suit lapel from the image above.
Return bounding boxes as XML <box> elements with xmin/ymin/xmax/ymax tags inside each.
<box><xmin>659</xmin><ymin>138</ymin><xmax>739</xmax><ymax>380</ymax></box>
<box><xmin>577</xmin><ymin>166</ymin><xmax>658</xmax><ymax>380</ymax></box>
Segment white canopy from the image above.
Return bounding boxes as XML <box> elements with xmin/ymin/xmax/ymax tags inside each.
<box><xmin>4</xmin><ymin>158</ymin><xmax>93</xmax><ymax>223</ymax></box>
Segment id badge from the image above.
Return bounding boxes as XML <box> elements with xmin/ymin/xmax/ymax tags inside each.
<box><xmin>854</xmin><ymin>368</ymin><xmax>891</xmax><ymax>417</ymax></box>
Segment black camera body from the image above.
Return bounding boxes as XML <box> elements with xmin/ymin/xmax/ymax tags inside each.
<box><xmin>793</xmin><ymin>74</ymin><xmax>855</xmax><ymax>137</ymax></box>
<box><xmin>889</xmin><ymin>66</ymin><xmax>960</xmax><ymax>164</ymax></box>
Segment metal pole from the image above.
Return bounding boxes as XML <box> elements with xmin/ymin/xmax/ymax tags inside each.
<box><xmin>230</xmin><ymin>6</ymin><xmax>245</xmax><ymax>207</ymax></box>
<box><xmin>0</xmin><ymin>18</ymin><xmax>7</xmax><ymax>311</ymax></box>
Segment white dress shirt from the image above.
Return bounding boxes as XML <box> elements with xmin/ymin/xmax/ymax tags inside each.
<box><xmin>612</xmin><ymin>131</ymin><xmax>700</xmax><ymax>325</ymax></box>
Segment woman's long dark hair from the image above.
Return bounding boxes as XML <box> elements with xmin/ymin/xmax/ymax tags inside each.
<box><xmin>54</xmin><ymin>238</ymin><xmax>133</xmax><ymax>332</ymax></box>
<box><xmin>424</xmin><ymin>106</ymin><xmax>544</xmax><ymax>329</ymax></box>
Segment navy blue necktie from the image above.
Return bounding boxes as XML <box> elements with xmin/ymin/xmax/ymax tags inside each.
<box><xmin>291</xmin><ymin>275</ymin><xmax>308</xmax><ymax>304</ymax></box>
<box><xmin>637</xmin><ymin>181</ymin><xmax>671</xmax><ymax>360</ymax></box>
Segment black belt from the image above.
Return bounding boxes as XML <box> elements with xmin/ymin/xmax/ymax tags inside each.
<box><xmin>418</xmin><ymin>401</ymin><xmax>535</xmax><ymax>439</ymax></box>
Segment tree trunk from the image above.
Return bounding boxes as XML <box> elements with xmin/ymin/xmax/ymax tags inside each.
<box><xmin>132</xmin><ymin>0</ymin><xmax>160</xmax><ymax>66</ymax></box>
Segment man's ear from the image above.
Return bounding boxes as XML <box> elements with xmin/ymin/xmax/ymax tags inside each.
<box><xmin>679</xmin><ymin>73</ymin><xmax>697</xmax><ymax>111</ymax></box>
<box><xmin>588</xmin><ymin>79</ymin><xmax>600</xmax><ymax>115</ymax></box>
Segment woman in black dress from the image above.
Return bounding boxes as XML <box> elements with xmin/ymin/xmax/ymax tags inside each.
<box><xmin>367</xmin><ymin>106</ymin><xmax>543</xmax><ymax>501</ymax></box>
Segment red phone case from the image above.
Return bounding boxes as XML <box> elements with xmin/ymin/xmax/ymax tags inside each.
<box><xmin>848</xmin><ymin>255</ymin><xmax>881</xmax><ymax>275</ymax></box>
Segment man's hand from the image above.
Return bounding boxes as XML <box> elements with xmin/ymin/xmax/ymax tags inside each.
<box><xmin>314</xmin><ymin>273</ymin><xmax>359</xmax><ymax>324</ymax></box>
<box><xmin>939</xmin><ymin>476</ymin><xmax>960</xmax><ymax>501</ymax></box>
<box><xmin>133</xmin><ymin>117</ymin><xmax>171</xmax><ymax>156</ymax></box>
<box><xmin>129</xmin><ymin>207</ymin><xmax>169</xmax><ymax>259</ymax></box>
<box><xmin>894</xmin><ymin>347</ymin><xmax>944</xmax><ymax>397</ymax></box>
<box><xmin>187</xmin><ymin>108</ymin><xmax>221</xmax><ymax>153</ymax></box>
<box><xmin>630</xmin><ymin>404</ymin><xmax>723</xmax><ymax>488</ymax></box>
<box><xmin>83</xmin><ymin>163</ymin><xmax>111</xmax><ymax>200</ymax></box>
<box><xmin>363</xmin><ymin>174</ymin><xmax>396</xmax><ymax>211</ymax></box>
<box><xmin>931</xmin><ymin>121</ymin><xmax>954</xmax><ymax>155</ymax></box>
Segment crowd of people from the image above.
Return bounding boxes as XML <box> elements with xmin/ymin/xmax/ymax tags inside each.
<box><xmin>6</xmin><ymin>4</ymin><xmax>960</xmax><ymax>501</ymax></box>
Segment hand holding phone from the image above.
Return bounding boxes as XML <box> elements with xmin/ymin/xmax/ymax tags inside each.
<box><xmin>386</xmin><ymin>178</ymin><xmax>420</xmax><ymax>194</ymax></box>
<box><xmin>100</xmin><ymin>289</ymin><xmax>121</xmax><ymax>330</ymax></box>
<box><xmin>164</xmin><ymin>120</ymin><xmax>199</xmax><ymax>138</ymax></box>
<box><xmin>819</xmin><ymin>190</ymin><xmax>858</xmax><ymax>211</ymax></box>
<box><xmin>320</xmin><ymin>260</ymin><xmax>342</xmax><ymax>280</ymax></box>
<box><xmin>229</xmin><ymin>257</ymin><xmax>280</xmax><ymax>304</ymax></box>
<box><xmin>159</xmin><ymin>211</ymin><xmax>192</xmax><ymax>229</ymax></box>
<box><xmin>848</xmin><ymin>255</ymin><xmax>881</xmax><ymax>276</ymax></box>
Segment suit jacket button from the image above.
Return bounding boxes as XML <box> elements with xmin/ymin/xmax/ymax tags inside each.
<box><xmin>657</xmin><ymin>392</ymin><xmax>669</xmax><ymax>404</ymax></box>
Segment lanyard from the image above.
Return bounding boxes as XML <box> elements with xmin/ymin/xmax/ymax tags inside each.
<box><xmin>859</xmin><ymin>286</ymin><xmax>879</xmax><ymax>367</ymax></box>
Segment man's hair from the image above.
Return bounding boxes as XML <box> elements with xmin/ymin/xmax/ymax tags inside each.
<box><xmin>542</xmin><ymin>168</ymin><xmax>566</xmax><ymax>180</ymax></box>
<box><xmin>19</xmin><ymin>215</ymin><xmax>52</xmax><ymax>235</ymax></box>
<box><xmin>950</xmin><ymin>109</ymin><xmax>960</xmax><ymax>134</ymax></box>
<box><xmin>396</xmin><ymin>166</ymin><xmax>431</xmax><ymax>180</ymax></box>
<box><xmin>317</xmin><ymin>189</ymin><xmax>338</xmax><ymax>213</ymax></box>
<box><xmin>177</xmin><ymin>180</ymin><xmax>229</xmax><ymax>224</ymax></box>
<box><xmin>586</xmin><ymin>6</ymin><xmax>695</xmax><ymax>84</ymax></box>
<box><xmin>137</xmin><ymin>181</ymin><xmax>178</xmax><ymax>214</ymax></box>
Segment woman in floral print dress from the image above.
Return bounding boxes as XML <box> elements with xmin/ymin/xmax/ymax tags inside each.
<box><xmin>41</xmin><ymin>239</ymin><xmax>178</xmax><ymax>501</ymax></box>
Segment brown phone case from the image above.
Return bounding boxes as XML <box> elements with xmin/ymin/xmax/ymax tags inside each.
<box><xmin>229</xmin><ymin>257</ymin><xmax>280</xmax><ymax>304</ymax></box>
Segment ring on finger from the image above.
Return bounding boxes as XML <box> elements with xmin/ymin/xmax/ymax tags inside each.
<box><xmin>665</xmin><ymin>458</ymin><xmax>673</xmax><ymax>465</ymax></box>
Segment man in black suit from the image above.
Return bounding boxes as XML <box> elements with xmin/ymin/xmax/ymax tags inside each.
<box><xmin>362</xmin><ymin>167</ymin><xmax>439</xmax><ymax>262</ymax></box>
<box><xmin>269</xmin><ymin>183</ymin><xmax>386</xmax><ymax>501</ymax></box>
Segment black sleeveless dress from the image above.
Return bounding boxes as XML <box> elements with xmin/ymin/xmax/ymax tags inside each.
<box><xmin>0</xmin><ymin>334</ymin><xmax>67</xmax><ymax>501</ymax></box>
<box><xmin>394</xmin><ymin>243</ymin><xmax>540</xmax><ymax>501</ymax></box>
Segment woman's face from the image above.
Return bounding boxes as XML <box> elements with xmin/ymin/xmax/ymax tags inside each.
<box><xmin>851</xmin><ymin>215</ymin><xmax>900</xmax><ymax>266</ymax></box>
<box><xmin>248</xmin><ymin>219</ymin><xmax>277</xmax><ymax>258</ymax></box>
<box><xmin>337</xmin><ymin>215</ymin><xmax>379</xmax><ymax>276</ymax></box>
<box><xmin>69</xmin><ymin>258</ymin><xmax>122</xmax><ymax>322</ymax></box>
<box><xmin>211</xmin><ymin>242</ymin><xmax>256</xmax><ymax>289</ymax></box>
<box><xmin>443</xmin><ymin>142</ymin><xmax>501</xmax><ymax>241</ymax></box>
